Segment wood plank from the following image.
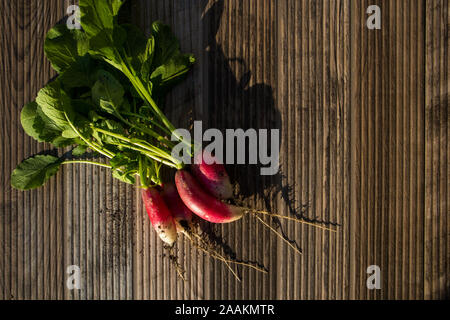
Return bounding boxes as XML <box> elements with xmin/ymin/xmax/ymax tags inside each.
<box><xmin>425</xmin><ymin>0</ymin><xmax>448</xmax><ymax>300</ymax></box>
<box><xmin>0</xmin><ymin>0</ymin><xmax>448</xmax><ymax>300</ymax></box>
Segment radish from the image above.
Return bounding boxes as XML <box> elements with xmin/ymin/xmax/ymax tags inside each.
<box><xmin>177</xmin><ymin>169</ymin><xmax>336</xmax><ymax>230</ymax></box>
<box><xmin>162</xmin><ymin>181</ymin><xmax>266</xmax><ymax>279</ymax></box>
<box><xmin>175</xmin><ymin>170</ymin><xmax>243</xmax><ymax>224</ymax></box>
<box><xmin>141</xmin><ymin>187</ymin><xmax>178</xmax><ymax>246</ymax></box>
<box><xmin>161</xmin><ymin>183</ymin><xmax>194</xmax><ymax>233</ymax></box>
<box><xmin>141</xmin><ymin>178</ymin><xmax>266</xmax><ymax>279</ymax></box>
<box><xmin>192</xmin><ymin>150</ymin><xmax>233</xmax><ymax>200</ymax></box>
<box><xmin>175</xmin><ymin>170</ymin><xmax>337</xmax><ymax>256</ymax></box>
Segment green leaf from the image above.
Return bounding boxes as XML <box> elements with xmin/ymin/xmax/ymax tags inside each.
<box><xmin>149</xmin><ymin>21</ymin><xmax>195</xmax><ymax>94</ymax></box>
<box><xmin>140</xmin><ymin>36</ymin><xmax>155</xmax><ymax>81</ymax></box>
<box><xmin>104</xmin><ymin>119</ymin><xmax>124</xmax><ymax>132</ymax></box>
<box><xmin>92</xmin><ymin>70</ymin><xmax>124</xmax><ymax>113</ymax></box>
<box><xmin>33</xmin><ymin>90</ymin><xmax>91</xmax><ymax>147</ymax></box>
<box><xmin>72</xmin><ymin>145</ymin><xmax>89</xmax><ymax>156</ymax></box>
<box><xmin>71</xmin><ymin>99</ymin><xmax>94</xmax><ymax>116</ymax></box>
<box><xmin>121</xmin><ymin>24</ymin><xmax>148</xmax><ymax>72</ymax></box>
<box><xmin>89</xmin><ymin>110</ymin><xmax>105</xmax><ymax>122</ymax></box>
<box><xmin>11</xmin><ymin>155</ymin><xmax>63</xmax><ymax>190</ymax></box>
<box><xmin>36</xmin><ymin>81</ymin><xmax>71</xmax><ymax>130</ymax></box>
<box><xmin>74</xmin><ymin>29</ymin><xmax>90</xmax><ymax>56</ymax></box>
<box><xmin>150</xmin><ymin>53</ymin><xmax>195</xmax><ymax>92</ymax></box>
<box><xmin>29</xmin><ymin>105</ymin><xmax>75</xmax><ymax>147</ymax></box>
<box><xmin>44</xmin><ymin>24</ymin><xmax>88</xmax><ymax>73</ymax></box>
<box><xmin>33</xmin><ymin>106</ymin><xmax>63</xmax><ymax>143</ymax></box>
<box><xmin>62</xmin><ymin>128</ymin><xmax>79</xmax><ymax>139</ymax></box>
<box><xmin>151</xmin><ymin>21</ymin><xmax>181</xmax><ymax>67</ymax></box>
<box><xmin>62</xmin><ymin>101</ymin><xmax>92</xmax><ymax>140</ymax></box>
<box><xmin>121</xmin><ymin>99</ymin><xmax>132</xmax><ymax>113</ymax></box>
<box><xmin>79</xmin><ymin>0</ymin><xmax>124</xmax><ymax>38</ymax></box>
<box><xmin>112</xmin><ymin>169</ymin><xmax>136</xmax><ymax>185</ymax></box>
<box><xmin>59</xmin><ymin>55</ymin><xmax>97</xmax><ymax>88</ymax></box>
<box><xmin>87</xmin><ymin>27</ymin><xmax>126</xmax><ymax>69</ymax></box>
<box><xmin>110</xmin><ymin>151</ymin><xmax>139</xmax><ymax>185</ymax></box>
<box><xmin>94</xmin><ymin>119</ymin><xmax>125</xmax><ymax>145</ymax></box>
<box><xmin>110</xmin><ymin>151</ymin><xmax>138</xmax><ymax>170</ymax></box>
<box><xmin>80</xmin><ymin>0</ymin><xmax>126</xmax><ymax>69</ymax></box>
<box><xmin>52</xmin><ymin>136</ymin><xmax>76</xmax><ymax>148</ymax></box>
<box><xmin>21</xmin><ymin>102</ymin><xmax>43</xmax><ymax>142</ymax></box>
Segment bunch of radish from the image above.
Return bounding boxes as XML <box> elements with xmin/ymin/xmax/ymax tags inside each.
<box><xmin>139</xmin><ymin>150</ymin><xmax>269</xmax><ymax>280</ymax></box>
<box><xmin>141</xmin><ymin>149</ymin><xmax>336</xmax><ymax>279</ymax></box>
<box><xmin>11</xmin><ymin>0</ymin><xmax>336</xmax><ymax>281</ymax></box>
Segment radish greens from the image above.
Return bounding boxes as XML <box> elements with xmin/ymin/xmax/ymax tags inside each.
<box><xmin>11</xmin><ymin>0</ymin><xmax>195</xmax><ymax>191</ymax></box>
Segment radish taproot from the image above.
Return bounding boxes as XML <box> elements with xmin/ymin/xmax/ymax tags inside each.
<box><xmin>142</xmin><ymin>188</ymin><xmax>178</xmax><ymax>246</ymax></box>
<box><xmin>175</xmin><ymin>170</ymin><xmax>244</xmax><ymax>223</ymax></box>
<box><xmin>175</xmin><ymin>170</ymin><xmax>299</xmax><ymax>254</ymax></box>
<box><xmin>175</xmin><ymin>169</ymin><xmax>337</xmax><ymax>229</ymax></box>
<box><xmin>175</xmin><ymin>169</ymin><xmax>336</xmax><ymax>256</ymax></box>
<box><xmin>161</xmin><ymin>183</ymin><xmax>194</xmax><ymax>233</ymax></box>
<box><xmin>192</xmin><ymin>150</ymin><xmax>233</xmax><ymax>200</ymax></box>
<box><xmin>162</xmin><ymin>181</ymin><xmax>267</xmax><ymax>278</ymax></box>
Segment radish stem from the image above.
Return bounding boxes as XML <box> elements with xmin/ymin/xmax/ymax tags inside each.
<box><xmin>61</xmin><ymin>160</ymin><xmax>112</xmax><ymax>169</ymax></box>
<box><xmin>64</xmin><ymin>113</ymin><xmax>114</xmax><ymax>159</ymax></box>
<box><xmin>92</xmin><ymin>127</ymin><xmax>177</xmax><ymax>164</ymax></box>
<box><xmin>121</xmin><ymin>111</ymin><xmax>173</xmax><ymax>137</ymax></box>
<box><xmin>118</xmin><ymin>59</ymin><xmax>180</xmax><ymax>138</ymax></box>
<box><xmin>114</xmin><ymin>142</ymin><xmax>180</xmax><ymax>169</ymax></box>
<box><xmin>114</xmin><ymin>111</ymin><xmax>175</xmax><ymax>147</ymax></box>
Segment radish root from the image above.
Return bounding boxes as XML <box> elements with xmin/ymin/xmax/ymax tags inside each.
<box><xmin>253</xmin><ymin>214</ymin><xmax>302</xmax><ymax>256</ymax></box>
<box><xmin>189</xmin><ymin>232</ymin><xmax>267</xmax><ymax>274</ymax></box>
<box><xmin>182</xmin><ymin>231</ymin><xmax>241</xmax><ymax>282</ymax></box>
<box><xmin>167</xmin><ymin>246</ymin><xmax>186</xmax><ymax>281</ymax></box>
<box><xmin>181</xmin><ymin>224</ymin><xmax>267</xmax><ymax>281</ymax></box>
<box><xmin>245</xmin><ymin>208</ymin><xmax>337</xmax><ymax>233</ymax></box>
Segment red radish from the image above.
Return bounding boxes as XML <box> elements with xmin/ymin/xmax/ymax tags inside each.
<box><xmin>141</xmin><ymin>188</ymin><xmax>178</xmax><ymax>246</ymax></box>
<box><xmin>192</xmin><ymin>150</ymin><xmax>233</xmax><ymax>200</ymax></box>
<box><xmin>175</xmin><ymin>170</ymin><xmax>243</xmax><ymax>224</ymax></box>
<box><xmin>161</xmin><ymin>183</ymin><xmax>194</xmax><ymax>233</ymax></box>
<box><xmin>162</xmin><ymin>182</ymin><xmax>266</xmax><ymax>279</ymax></box>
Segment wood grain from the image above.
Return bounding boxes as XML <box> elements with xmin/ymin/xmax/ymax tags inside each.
<box><xmin>0</xmin><ymin>0</ymin><xmax>448</xmax><ymax>300</ymax></box>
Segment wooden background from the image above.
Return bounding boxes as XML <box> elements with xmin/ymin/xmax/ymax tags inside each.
<box><xmin>0</xmin><ymin>0</ymin><xmax>448</xmax><ymax>300</ymax></box>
